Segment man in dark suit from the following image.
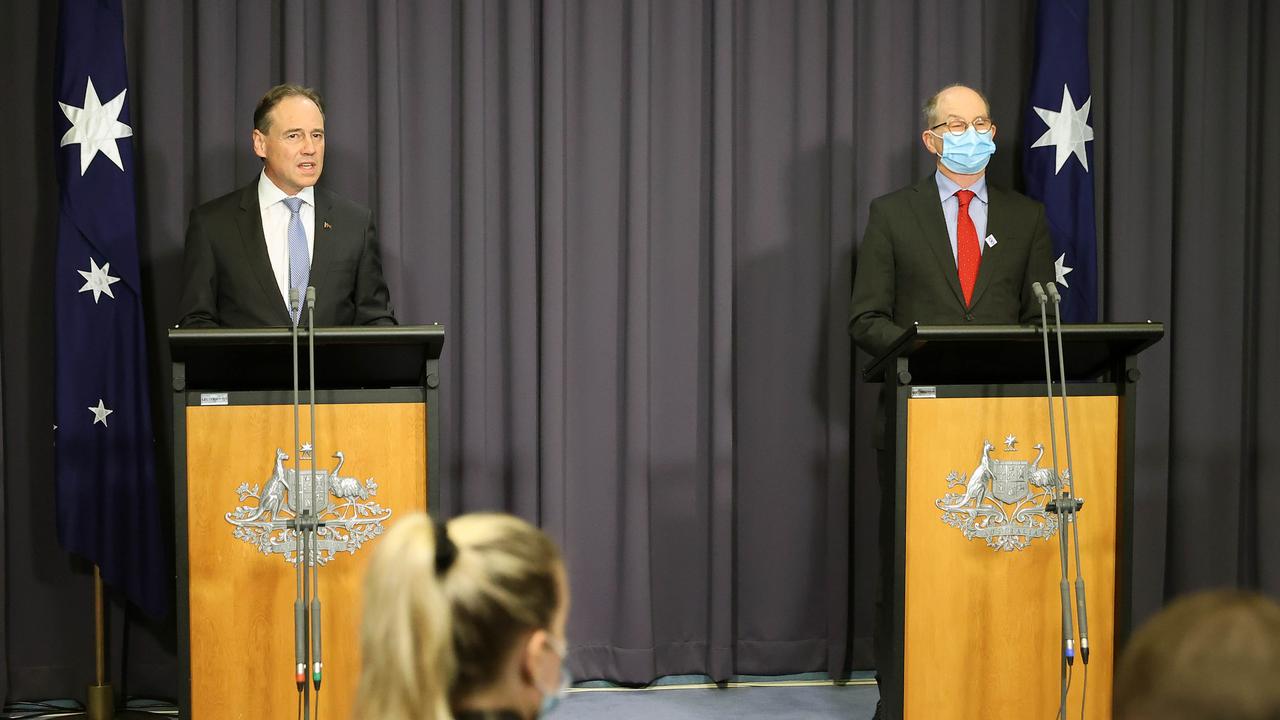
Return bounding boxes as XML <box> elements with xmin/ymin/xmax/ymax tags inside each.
<box><xmin>849</xmin><ymin>84</ymin><xmax>1056</xmax><ymax>719</ymax></box>
<box><xmin>177</xmin><ymin>84</ymin><xmax>396</xmax><ymax>327</ymax></box>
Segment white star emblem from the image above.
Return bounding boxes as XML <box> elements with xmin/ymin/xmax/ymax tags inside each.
<box><xmin>58</xmin><ymin>77</ymin><xmax>133</xmax><ymax>176</ymax></box>
<box><xmin>88</xmin><ymin>399</ymin><xmax>114</xmax><ymax>427</ymax></box>
<box><xmin>1030</xmin><ymin>84</ymin><xmax>1094</xmax><ymax>174</ymax></box>
<box><xmin>1055</xmin><ymin>253</ymin><xmax>1074</xmax><ymax>287</ymax></box>
<box><xmin>78</xmin><ymin>257</ymin><xmax>121</xmax><ymax>303</ymax></box>
<box><xmin>1004</xmin><ymin>434</ymin><xmax>1018</xmax><ymax>451</ymax></box>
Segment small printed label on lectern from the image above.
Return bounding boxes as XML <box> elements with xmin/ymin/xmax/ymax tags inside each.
<box><xmin>200</xmin><ymin>392</ymin><xmax>229</xmax><ymax>406</ymax></box>
<box><xmin>911</xmin><ymin>386</ymin><xmax>937</xmax><ymax>399</ymax></box>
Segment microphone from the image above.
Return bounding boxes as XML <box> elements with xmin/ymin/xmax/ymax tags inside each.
<box><xmin>289</xmin><ymin>288</ymin><xmax>307</xmax><ymax>690</ymax></box>
<box><xmin>1046</xmin><ymin>283</ymin><xmax>1090</xmax><ymax>665</ymax></box>
<box><xmin>1034</xmin><ymin>282</ymin><xmax>1074</xmax><ymax>720</ymax></box>
<box><xmin>304</xmin><ymin>286</ymin><xmax>323</xmax><ymax>690</ymax></box>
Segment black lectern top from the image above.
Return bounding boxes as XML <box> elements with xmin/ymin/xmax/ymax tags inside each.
<box><xmin>861</xmin><ymin>323</ymin><xmax>1164</xmax><ymax>385</ymax></box>
<box><xmin>169</xmin><ymin>325</ymin><xmax>445</xmax><ymax>390</ymax></box>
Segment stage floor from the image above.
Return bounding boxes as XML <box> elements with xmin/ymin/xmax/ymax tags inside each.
<box><xmin>559</xmin><ymin>678</ymin><xmax>877</xmax><ymax>719</ymax></box>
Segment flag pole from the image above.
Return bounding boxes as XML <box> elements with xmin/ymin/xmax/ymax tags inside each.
<box><xmin>87</xmin><ymin>565</ymin><xmax>113</xmax><ymax>720</ymax></box>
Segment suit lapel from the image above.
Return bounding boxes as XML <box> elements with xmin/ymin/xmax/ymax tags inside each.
<box><xmin>968</xmin><ymin>184</ymin><xmax>1007</xmax><ymax>309</ymax></box>
<box><xmin>309</xmin><ymin>189</ymin><xmax>338</xmax><ymax>306</ymax></box>
<box><xmin>909</xmin><ymin>175</ymin><xmax>966</xmax><ymax>309</ymax></box>
<box><xmin>236</xmin><ymin>184</ymin><xmax>292</xmax><ymax>323</ymax></box>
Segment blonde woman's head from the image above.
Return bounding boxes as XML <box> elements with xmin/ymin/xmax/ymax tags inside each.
<box><xmin>356</xmin><ymin>512</ymin><xmax>568</xmax><ymax>720</ymax></box>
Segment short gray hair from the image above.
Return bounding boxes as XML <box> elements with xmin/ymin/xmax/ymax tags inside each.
<box><xmin>922</xmin><ymin>84</ymin><xmax>991</xmax><ymax>129</ymax></box>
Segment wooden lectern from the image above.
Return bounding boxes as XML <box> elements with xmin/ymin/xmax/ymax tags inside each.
<box><xmin>170</xmin><ymin>326</ymin><xmax>445</xmax><ymax>720</ymax></box>
<box><xmin>864</xmin><ymin>323</ymin><xmax>1163</xmax><ymax>720</ymax></box>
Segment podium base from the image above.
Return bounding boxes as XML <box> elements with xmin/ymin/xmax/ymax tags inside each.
<box><xmin>87</xmin><ymin>684</ymin><xmax>113</xmax><ymax>720</ymax></box>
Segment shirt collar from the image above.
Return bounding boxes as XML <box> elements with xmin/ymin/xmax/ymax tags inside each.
<box><xmin>257</xmin><ymin>169</ymin><xmax>316</xmax><ymax>209</ymax></box>
<box><xmin>935</xmin><ymin>168</ymin><xmax>988</xmax><ymax>204</ymax></box>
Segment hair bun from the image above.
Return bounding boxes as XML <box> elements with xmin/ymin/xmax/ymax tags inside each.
<box><xmin>434</xmin><ymin>519</ymin><xmax>458</xmax><ymax>575</ymax></box>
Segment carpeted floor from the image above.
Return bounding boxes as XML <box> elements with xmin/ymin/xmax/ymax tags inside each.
<box><xmin>555</xmin><ymin>680</ymin><xmax>878</xmax><ymax>719</ymax></box>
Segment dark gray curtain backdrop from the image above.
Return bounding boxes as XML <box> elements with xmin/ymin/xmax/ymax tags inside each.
<box><xmin>2</xmin><ymin>0</ymin><xmax>1277</xmax><ymax>703</ymax></box>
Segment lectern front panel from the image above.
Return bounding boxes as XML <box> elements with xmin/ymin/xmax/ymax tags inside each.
<box><xmin>902</xmin><ymin>395</ymin><xmax>1118</xmax><ymax>719</ymax></box>
<box><xmin>185</xmin><ymin>401</ymin><xmax>426</xmax><ymax>720</ymax></box>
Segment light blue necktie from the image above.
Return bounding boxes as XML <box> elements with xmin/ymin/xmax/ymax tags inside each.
<box><xmin>282</xmin><ymin>197</ymin><xmax>309</xmax><ymax>325</ymax></box>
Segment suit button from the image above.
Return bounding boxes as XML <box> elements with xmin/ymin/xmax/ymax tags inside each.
<box><xmin>965</xmin><ymin>313</ymin><xmax>974</xmax><ymax>321</ymax></box>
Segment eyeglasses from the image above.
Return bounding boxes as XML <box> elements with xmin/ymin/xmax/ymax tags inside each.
<box><xmin>930</xmin><ymin>116</ymin><xmax>994</xmax><ymax>136</ymax></box>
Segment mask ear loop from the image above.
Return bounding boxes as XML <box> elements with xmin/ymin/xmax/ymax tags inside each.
<box><xmin>928</xmin><ymin>129</ymin><xmax>948</xmax><ymax>159</ymax></box>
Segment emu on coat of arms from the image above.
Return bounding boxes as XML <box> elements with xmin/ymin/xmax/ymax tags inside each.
<box><xmin>225</xmin><ymin>448</ymin><xmax>392</xmax><ymax>565</ymax></box>
<box><xmin>935</xmin><ymin>437</ymin><xmax>1060</xmax><ymax>552</ymax></box>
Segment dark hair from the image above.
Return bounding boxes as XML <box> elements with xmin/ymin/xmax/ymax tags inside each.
<box><xmin>253</xmin><ymin>84</ymin><xmax>325</xmax><ymax>133</ymax></box>
<box><xmin>1114</xmin><ymin>589</ymin><xmax>1280</xmax><ymax>720</ymax></box>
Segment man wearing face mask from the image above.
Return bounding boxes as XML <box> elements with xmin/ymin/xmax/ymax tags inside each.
<box><xmin>850</xmin><ymin>83</ymin><xmax>1055</xmax><ymax>357</ymax></box>
<box><xmin>848</xmin><ymin>84</ymin><xmax>1056</xmax><ymax>720</ymax></box>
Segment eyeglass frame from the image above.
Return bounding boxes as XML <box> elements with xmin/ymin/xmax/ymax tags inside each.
<box><xmin>929</xmin><ymin>116</ymin><xmax>995</xmax><ymax>136</ymax></box>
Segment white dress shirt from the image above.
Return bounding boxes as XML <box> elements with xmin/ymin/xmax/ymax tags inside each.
<box><xmin>257</xmin><ymin>170</ymin><xmax>316</xmax><ymax>311</ymax></box>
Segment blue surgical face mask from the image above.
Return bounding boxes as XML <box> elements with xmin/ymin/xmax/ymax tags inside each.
<box><xmin>538</xmin><ymin>636</ymin><xmax>572</xmax><ymax>717</ymax></box>
<box><xmin>931</xmin><ymin>126</ymin><xmax>996</xmax><ymax>175</ymax></box>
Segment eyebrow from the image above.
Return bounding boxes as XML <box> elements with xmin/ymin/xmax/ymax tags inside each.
<box><xmin>281</xmin><ymin>127</ymin><xmax>325</xmax><ymax>134</ymax></box>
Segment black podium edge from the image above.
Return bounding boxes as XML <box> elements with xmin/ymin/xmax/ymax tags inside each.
<box><xmin>861</xmin><ymin>322</ymin><xmax>1165</xmax><ymax>382</ymax></box>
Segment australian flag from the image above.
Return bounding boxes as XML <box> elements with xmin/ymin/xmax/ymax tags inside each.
<box><xmin>54</xmin><ymin>0</ymin><xmax>168</xmax><ymax>618</ymax></box>
<box><xmin>1022</xmin><ymin>0</ymin><xmax>1098</xmax><ymax>322</ymax></box>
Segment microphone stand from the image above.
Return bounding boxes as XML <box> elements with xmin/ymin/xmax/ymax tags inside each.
<box><xmin>1033</xmin><ymin>282</ymin><xmax>1073</xmax><ymax>720</ymax></box>
<box><xmin>305</xmin><ymin>286</ymin><xmax>323</xmax><ymax>696</ymax></box>
<box><xmin>289</xmin><ymin>289</ymin><xmax>310</xmax><ymax>718</ymax></box>
<box><xmin>1049</xmin><ymin>281</ymin><xmax>1090</xmax><ymax>666</ymax></box>
<box><xmin>1049</xmin><ymin>284</ymin><xmax>1090</xmax><ymax>717</ymax></box>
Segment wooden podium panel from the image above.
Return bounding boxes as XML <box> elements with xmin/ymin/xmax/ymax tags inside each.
<box><xmin>902</xmin><ymin>395</ymin><xmax>1118</xmax><ymax>719</ymax></box>
<box><xmin>185</xmin><ymin>401</ymin><xmax>426</xmax><ymax>720</ymax></box>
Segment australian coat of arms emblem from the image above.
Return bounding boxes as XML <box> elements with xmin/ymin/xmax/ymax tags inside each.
<box><xmin>935</xmin><ymin>436</ymin><xmax>1060</xmax><ymax>552</ymax></box>
<box><xmin>225</xmin><ymin>448</ymin><xmax>392</xmax><ymax>565</ymax></box>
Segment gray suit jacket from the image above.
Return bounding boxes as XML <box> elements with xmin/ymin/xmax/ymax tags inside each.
<box><xmin>176</xmin><ymin>181</ymin><xmax>397</xmax><ymax>328</ymax></box>
<box><xmin>849</xmin><ymin>174</ymin><xmax>1056</xmax><ymax>359</ymax></box>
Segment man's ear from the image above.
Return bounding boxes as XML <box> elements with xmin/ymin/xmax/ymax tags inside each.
<box><xmin>921</xmin><ymin>130</ymin><xmax>939</xmax><ymax>155</ymax></box>
<box><xmin>252</xmin><ymin>129</ymin><xmax>267</xmax><ymax>160</ymax></box>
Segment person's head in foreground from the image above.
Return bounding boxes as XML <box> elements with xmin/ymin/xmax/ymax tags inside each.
<box><xmin>357</xmin><ymin>512</ymin><xmax>570</xmax><ymax>720</ymax></box>
<box><xmin>1114</xmin><ymin>588</ymin><xmax>1280</xmax><ymax>720</ymax></box>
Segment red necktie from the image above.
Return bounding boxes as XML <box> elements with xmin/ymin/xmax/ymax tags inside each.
<box><xmin>955</xmin><ymin>189</ymin><xmax>980</xmax><ymax>307</ymax></box>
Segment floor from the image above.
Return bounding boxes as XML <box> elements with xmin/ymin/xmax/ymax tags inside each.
<box><xmin>556</xmin><ymin>679</ymin><xmax>878</xmax><ymax>719</ymax></box>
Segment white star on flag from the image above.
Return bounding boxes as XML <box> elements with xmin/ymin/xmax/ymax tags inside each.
<box><xmin>58</xmin><ymin>76</ymin><xmax>133</xmax><ymax>176</ymax></box>
<box><xmin>1055</xmin><ymin>253</ymin><xmax>1074</xmax><ymax>287</ymax></box>
<box><xmin>88</xmin><ymin>399</ymin><xmax>114</xmax><ymax>427</ymax></box>
<box><xmin>78</xmin><ymin>257</ymin><xmax>120</xmax><ymax>303</ymax></box>
<box><xmin>1030</xmin><ymin>84</ymin><xmax>1094</xmax><ymax>174</ymax></box>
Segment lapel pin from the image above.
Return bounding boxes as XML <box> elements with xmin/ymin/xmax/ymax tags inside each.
<box><xmin>323</xmin><ymin>221</ymin><xmax>332</xmax><ymax>230</ymax></box>
<box><xmin>984</xmin><ymin>234</ymin><xmax>997</xmax><ymax>248</ymax></box>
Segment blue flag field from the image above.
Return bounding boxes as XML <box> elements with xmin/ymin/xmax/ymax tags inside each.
<box><xmin>1023</xmin><ymin>0</ymin><xmax>1099</xmax><ymax>323</ymax></box>
<box><xmin>53</xmin><ymin>0</ymin><xmax>167</xmax><ymax>618</ymax></box>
